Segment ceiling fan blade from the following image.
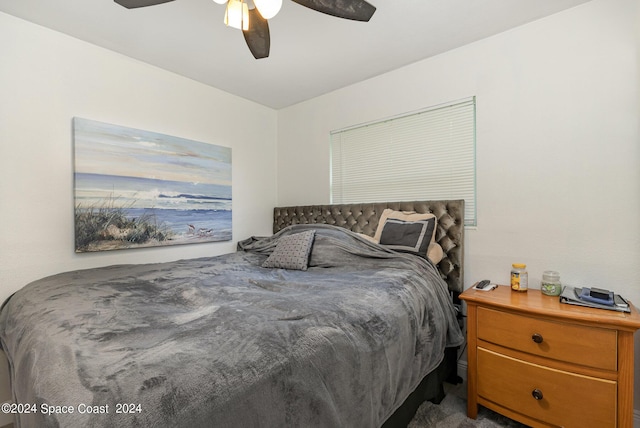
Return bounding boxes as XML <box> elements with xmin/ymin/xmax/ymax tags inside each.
<box><xmin>114</xmin><ymin>0</ymin><xmax>175</xmax><ymax>9</ymax></box>
<box><xmin>290</xmin><ymin>0</ymin><xmax>376</xmax><ymax>22</ymax></box>
<box><xmin>243</xmin><ymin>8</ymin><xmax>271</xmax><ymax>59</ymax></box>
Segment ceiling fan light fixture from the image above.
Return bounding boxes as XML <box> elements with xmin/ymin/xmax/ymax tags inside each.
<box><xmin>253</xmin><ymin>0</ymin><xmax>282</xmax><ymax>20</ymax></box>
<box><xmin>118</xmin><ymin>0</ymin><xmax>376</xmax><ymax>60</ymax></box>
<box><xmin>224</xmin><ymin>0</ymin><xmax>249</xmax><ymax>31</ymax></box>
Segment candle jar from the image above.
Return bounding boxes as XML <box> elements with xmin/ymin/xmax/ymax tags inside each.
<box><xmin>541</xmin><ymin>271</ymin><xmax>562</xmax><ymax>296</ymax></box>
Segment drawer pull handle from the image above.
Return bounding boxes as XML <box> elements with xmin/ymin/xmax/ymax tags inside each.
<box><xmin>532</xmin><ymin>333</ymin><xmax>544</xmax><ymax>344</ymax></box>
<box><xmin>532</xmin><ymin>389</ymin><xmax>544</xmax><ymax>400</ymax></box>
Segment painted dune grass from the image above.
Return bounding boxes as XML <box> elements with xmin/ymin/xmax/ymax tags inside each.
<box><xmin>75</xmin><ymin>195</ymin><xmax>174</xmax><ymax>252</ymax></box>
<box><xmin>73</xmin><ymin>118</ymin><xmax>232</xmax><ymax>252</ymax></box>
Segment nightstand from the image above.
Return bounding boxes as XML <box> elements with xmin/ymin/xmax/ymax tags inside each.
<box><xmin>460</xmin><ymin>285</ymin><xmax>640</xmax><ymax>428</ymax></box>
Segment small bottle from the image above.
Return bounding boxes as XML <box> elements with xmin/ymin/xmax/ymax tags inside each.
<box><xmin>541</xmin><ymin>271</ymin><xmax>562</xmax><ymax>296</ymax></box>
<box><xmin>511</xmin><ymin>263</ymin><xmax>528</xmax><ymax>292</ymax></box>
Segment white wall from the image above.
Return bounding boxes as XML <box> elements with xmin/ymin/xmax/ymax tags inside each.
<box><xmin>277</xmin><ymin>0</ymin><xmax>640</xmax><ymax>411</ymax></box>
<box><xmin>0</xmin><ymin>12</ymin><xmax>278</xmax><ymax>305</ymax></box>
<box><xmin>278</xmin><ymin>0</ymin><xmax>638</xmax><ymax>308</ymax></box>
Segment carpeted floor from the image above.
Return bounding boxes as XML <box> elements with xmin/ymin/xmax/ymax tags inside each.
<box><xmin>408</xmin><ymin>382</ymin><xmax>529</xmax><ymax>428</ymax></box>
<box><xmin>0</xmin><ymin>383</ymin><xmax>526</xmax><ymax>428</ymax></box>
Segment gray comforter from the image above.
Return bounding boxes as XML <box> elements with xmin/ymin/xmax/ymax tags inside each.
<box><xmin>0</xmin><ymin>225</ymin><xmax>463</xmax><ymax>428</ymax></box>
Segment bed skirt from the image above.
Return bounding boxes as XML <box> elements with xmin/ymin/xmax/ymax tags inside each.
<box><xmin>383</xmin><ymin>346</ymin><xmax>460</xmax><ymax>427</ymax></box>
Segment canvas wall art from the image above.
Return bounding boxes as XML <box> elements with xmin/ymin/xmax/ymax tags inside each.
<box><xmin>73</xmin><ymin>118</ymin><xmax>232</xmax><ymax>252</ymax></box>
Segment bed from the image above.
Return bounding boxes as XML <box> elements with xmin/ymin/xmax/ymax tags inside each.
<box><xmin>0</xmin><ymin>200</ymin><xmax>465</xmax><ymax>428</ymax></box>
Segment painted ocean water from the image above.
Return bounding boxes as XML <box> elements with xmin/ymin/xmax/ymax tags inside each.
<box><xmin>75</xmin><ymin>173</ymin><xmax>231</xmax><ymax>212</ymax></box>
<box><xmin>124</xmin><ymin>208</ymin><xmax>232</xmax><ymax>241</ymax></box>
<box><xmin>75</xmin><ymin>172</ymin><xmax>232</xmax><ymax>247</ymax></box>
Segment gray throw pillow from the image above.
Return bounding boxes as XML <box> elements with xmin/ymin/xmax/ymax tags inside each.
<box><xmin>262</xmin><ymin>230</ymin><xmax>316</xmax><ymax>270</ymax></box>
<box><xmin>379</xmin><ymin>218</ymin><xmax>435</xmax><ymax>259</ymax></box>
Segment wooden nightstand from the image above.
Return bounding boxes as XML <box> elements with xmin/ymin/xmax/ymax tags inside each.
<box><xmin>460</xmin><ymin>285</ymin><xmax>640</xmax><ymax>428</ymax></box>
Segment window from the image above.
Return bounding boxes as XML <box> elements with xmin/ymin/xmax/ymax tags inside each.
<box><xmin>330</xmin><ymin>97</ymin><xmax>476</xmax><ymax>226</ymax></box>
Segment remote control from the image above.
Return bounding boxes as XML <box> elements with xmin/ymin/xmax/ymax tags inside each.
<box><xmin>475</xmin><ymin>280</ymin><xmax>491</xmax><ymax>289</ymax></box>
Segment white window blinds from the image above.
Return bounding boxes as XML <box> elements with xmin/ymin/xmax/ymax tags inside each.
<box><xmin>330</xmin><ymin>97</ymin><xmax>476</xmax><ymax>226</ymax></box>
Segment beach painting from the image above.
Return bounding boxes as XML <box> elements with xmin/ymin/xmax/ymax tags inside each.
<box><xmin>73</xmin><ymin>118</ymin><xmax>232</xmax><ymax>252</ymax></box>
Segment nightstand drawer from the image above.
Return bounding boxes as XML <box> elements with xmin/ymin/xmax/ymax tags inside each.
<box><xmin>477</xmin><ymin>347</ymin><xmax>616</xmax><ymax>427</ymax></box>
<box><xmin>477</xmin><ymin>307</ymin><xmax>617</xmax><ymax>370</ymax></box>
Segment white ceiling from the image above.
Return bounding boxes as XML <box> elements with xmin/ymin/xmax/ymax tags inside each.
<box><xmin>1</xmin><ymin>0</ymin><xmax>592</xmax><ymax>109</ymax></box>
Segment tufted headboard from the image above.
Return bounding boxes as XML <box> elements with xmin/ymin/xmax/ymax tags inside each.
<box><xmin>273</xmin><ymin>200</ymin><xmax>464</xmax><ymax>293</ymax></box>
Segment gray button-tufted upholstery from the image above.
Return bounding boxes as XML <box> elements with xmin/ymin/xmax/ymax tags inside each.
<box><xmin>273</xmin><ymin>200</ymin><xmax>464</xmax><ymax>293</ymax></box>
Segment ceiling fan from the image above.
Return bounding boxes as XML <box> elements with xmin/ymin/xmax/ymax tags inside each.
<box><xmin>114</xmin><ymin>0</ymin><xmax>376</xmax><ymax>59</ymax></box>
